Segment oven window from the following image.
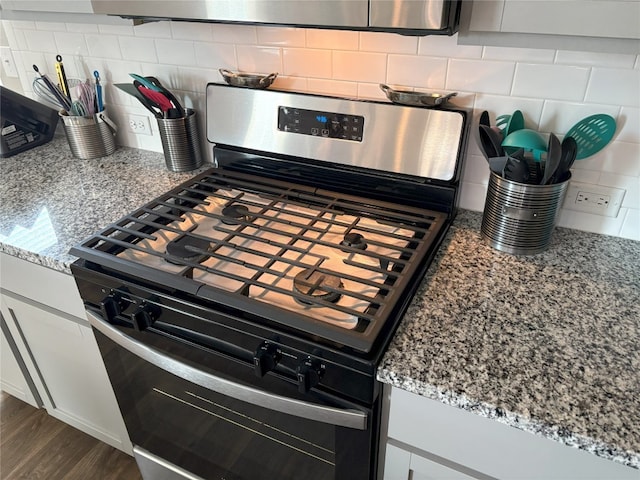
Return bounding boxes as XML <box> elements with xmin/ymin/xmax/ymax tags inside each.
<box><xmin>95</xmin><ymin>329</ymin><xmax>371</xmax><ymax>480</ymax></box>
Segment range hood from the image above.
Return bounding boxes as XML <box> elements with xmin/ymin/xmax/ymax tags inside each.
<box><xmin>90</xmin><ymin>0</ymin><xmax>461</xmax><ymax>35</ymax></box>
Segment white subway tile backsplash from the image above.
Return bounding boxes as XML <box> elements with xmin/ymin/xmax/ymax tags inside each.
<box><xmin>512</xmin><ymin>63</ymin><xmax>590</xmax><ymax>102</ymax></box>
<box><xmin>155</xmin><ymin>39</ymin><xmax>196</xmax><ymax>66</ymax></box>
<box><xmin>359</xmin><ymin>32</ymin><xmax>417</xmax><ymax>54</ymax></box>
<box><xmin>194</xmin><ymin>42</ymin><xmax>237</xmax><ymax>70</ymax></box>
<box><xmin>53</xmin><ymin>32</ymin><xmax>88</xmax><ymax>57</ymax></box>
<box><xmin>4</xmin><ymin>20</ymin><xmax>638</xmax><ymax>241</ymax></box>
<box><xmin>473</xmin><ymin>94</ymin><xmax>544</xmax><ymax>129</ymax></box>
<box><xmin>387</xmin><ymin>54</ymin><xmax>447</xmax><ymax>89</ymax></box>
<box><xmin>170</xmin><ymin>22</ymin><xmax>213</xmax><ymax>42</ymax></box>
<box><xmin>212</xmin><ymin>24</ymin><xmax>257</xmax><ymax>44</ymax></box>
<box><xmin>599</xmin><ymin>173</ymin><xmax>639</xmax><ymax>210</ymax></box>
<box><xmin>283</xmin><ymin>48</ymin><xmax>332</xmax><ymax>78</ymax></box>
<box><xmin>419</xmin><ymin>34</ymin><xmax>481</xmax><ymax>59</ymax></box>
<box><xmin>483</xmin><ymin>46</ymin><xmax>554</xmax><ymax>64</ymax></box>
<box><xmin>307</xmin><ymin>78</ymin><xmax>358</xmax><ymax>97</ymax></box>
<box><xmin>593</xmin><ymin>141</ymin><xmax>640</xmax><ymax>177</ymax></box>
<box><xmin>447</xmin><ymin>59</ymin><xmax>515</xmax><ymax>95</ymax></box>
<box><xmin>333</xmin><ymin>51</ymin><xmax>386</xmax><ymax>83</ymax></box>
<box><xmin>133</xmin><ymin>21</ymin><xmax>172</xmax><ymax>39</ymax></box>
<box><xmin>586</xmin><ymin>68</ymin><xmax>640</xmax><ymax>108</ymax></box>
<box><xmin>555</xmin><ymin>50</ymin><xmax>636</xmax><ymax>69</ymax></box>
<box><xmin>85</xmin><ymin>33</ymin><xmax>122</xmax><ymax>60</ymax></box>
<box><xmin>620</xmin><ymin>208</ymin><xmax>640</xmax><ymax>241</ymax></box>
<box><xmin>25</xmin><ymin>29</ymin><xmax>57</xmax><ymax>54</ymax></box>
<box><xmin>538</xmin><ymin>101</ymin><xmax>619</xmax><ymax>136</ymax></box>
<box><xmin>98</xmin><ymin>24</ymin><xmax>135</xmax><ymax>36</ymax></box>
<box><xmin>256</xmin><ymin>27</ymin><xmax>305</xmax><ymax>47</ymax></box>
<box><xmin>617</xmin><ymin>107</ymin><xmax>640</xmax><ymax>144</ymax></box>
<box><xmin>306</xmin><ymin>29</ymin><xmax>358</xmax><ymax>51</ymax></box>
<box><xmin>236</xmin><ymin>45</ymin><xmax>281</xmax><ymax>74</ymax></box>
<box><xmin>119</xmin><ymin>35</ymin><xmax>157</xmax><ymax>63</ymax></box>
<box><xmin>64</xmin><ymin>23</ymin><xmax>99</xmax><ymax>34</ymax></box>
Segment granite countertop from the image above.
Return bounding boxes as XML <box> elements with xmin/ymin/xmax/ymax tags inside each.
<box><xmin>0</xmin><ymin>136</ymin><xmax>207</xmax><ymax>273</ymax></box>
<box><xmin>378</xmin><ymin>211</ymin><xmax>640</xmax><ymax>469</ymax></box>
<box><xmin>2</xmin><ymin>137</ymin><xmax>638</xmax><ymax>470</ymax></box>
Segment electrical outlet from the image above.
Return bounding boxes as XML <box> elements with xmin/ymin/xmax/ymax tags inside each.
<box><xmin>0</xmin><ymin>47</ymin><xmax>19</xmax><ymax>78</ymax></box>
<box><xmin>127</xmin><ymin>114</ymin><xmax>152</xmax><ymax>136</ymax></box>
<box><xmin>563</xmin><ymin>181</ymin><xmax>626</xmax><ymax>217</ymax></box>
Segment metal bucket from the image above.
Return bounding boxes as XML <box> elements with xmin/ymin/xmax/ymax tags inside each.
<box><xmin>157</xmin><ymin>109</ymin><xmax>203</xmax><ymax>172</ymax></box>
<box><xmin>481</xmin><ymin>171</ymin><xmax>570</xmax><ymax>255</ymax></box>
<box><xmin>60</xmin><ymin>110</ymin><xmax>117</xmax><ymax>159</ymax></box>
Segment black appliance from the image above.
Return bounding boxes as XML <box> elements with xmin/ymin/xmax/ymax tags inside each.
<box><xmin>70</xmin><ymin>84</ymin><xmax>468</xmax><ymax>480</ymax></box>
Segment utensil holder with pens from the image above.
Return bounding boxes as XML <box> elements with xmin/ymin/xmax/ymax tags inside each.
<box><xmin>59</xmin><ymin>110</ymin><xmax>117</xmax><ymax>159</ymax></box>
<box><xmin>156</xmin><ymin>108</ymin><xmax>203</xmax><ymax>172</ymax></box>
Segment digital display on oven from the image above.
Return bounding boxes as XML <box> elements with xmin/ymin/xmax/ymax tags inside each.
<box><xmin>277</xmin><ymin>106</ymin><xmax>364</xmax><ymax>142</ymax></box>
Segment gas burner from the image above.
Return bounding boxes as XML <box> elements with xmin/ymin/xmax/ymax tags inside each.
<box><xmin>340</xmin><ymin>232</ymin><xmax>367</xmax><ymax>250</ymax></box>
<box><xmin>221</xmin><ymin>204</ymin><xmax>252</xmax><ymax>225</ymax></box>
<box><xmin>293</xmin><ymin>269</ymin><xmax>343</xmax><ymax>305</ymax></box>
<box><xmin>165</xmin><ymin>235</ymin><xmax>210</xmax><ymax>264</ymax></box>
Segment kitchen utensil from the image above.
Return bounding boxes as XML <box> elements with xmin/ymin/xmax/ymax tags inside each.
<box><xmin>551</xmin><ymin>136</ymin><xmax>578</xmax><ymax>184</ymax></box>
<box><xmin>565</xmin><ymin>114</ymin><xmax>616</xmax><ymax>159</ymax></box>
<box><xmin>54</xmin><ymin>55</ymin><xmax>72</xmax><ymax>104</ymax></box>
<box><xmin>379</xmin><ymin>84</ymin><xmax>457</xmax><ymax>107</ymax></box>
<box><xmin>75</xmin><ymin>81</ymin><xmax>96</xmax><ymax>116</ymax></box>
<box><xmin>502</xmin><ymin>128</ymin><xmax>547</xmax><ymax>161</ymax></box>
<box><xmin>496</xmin><ymin>114</ymin><xmax>510</xmax><ymax>132</ymax></box>
<box><xmin>479</xmin><ymin>110</ymin><xmax>490</xmax><ymax>128</ymax></box>
<box><xmin>115</xmin><ymin>83</ymin><xmax>162</xmax><ymax>118</ymax></box>
<box><xmin>220</xmin><ymin>69</ymin><xmax>278</xmax><ymax>89</ymax></box>
<box><xmin>32</xmin><ymin>64</ymin><xmax>72</xmax><ymax>112</ymax></box>
<box><xmin>129</xmin><ymin>73</ymin><xmax>163</xmax><ymax>92</ymax></box>
<box><xmin>541</xmin><ymin>133</ymin><xmax>561</xmax><ymax>185</ymax></box>
<box><xmin>144</xmin><ymin>76</ymin><xmax>185</xmax><ymax>118</ymax></box>
<box><xmin>506</xmin><ymin>110</ymin><xmax>525</xmax><ymax>136</ymax></box>
<box><xmin>502</xmin><ymin>156</ymin><xmax>530</xmax><ymax>183</ymax></box>
<box><xmin>93</xmin><ymin>70</ymin><xmax>103</xmax><ymax>112</ymax></box>
<box><xmin>479</xmin><ymin>125</ymin><xmax>504</xmax><ymax>159</ymax></box>
<box><xmin>137</xmin><ymin>84</ymin><xmax>173</xmax><ymax>115</ymax></box>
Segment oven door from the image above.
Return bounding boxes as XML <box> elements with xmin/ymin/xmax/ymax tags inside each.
<box><xmin>86</xmin><ymin>310</ymin><xmax>376</xmax><ymax>480</ymax></box>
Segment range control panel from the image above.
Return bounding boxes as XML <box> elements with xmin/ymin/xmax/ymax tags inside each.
<box><xmin>278</xmin><ymin>106</ymin><xmax>364</xmax><ymax>142</ymax></box>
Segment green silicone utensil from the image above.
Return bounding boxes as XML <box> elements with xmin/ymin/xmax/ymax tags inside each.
<box><xmin>502</xmin><ymin>128</ymin><xmax>547</xmax><ymax>161</ymax></box>
<box><xmin>566</xmin><ymin>114</ymin><xmax>616</xmax><ymax>160</ymax></box>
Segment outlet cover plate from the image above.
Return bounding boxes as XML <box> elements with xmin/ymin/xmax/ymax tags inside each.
<box><xmin>127</xmin><ymin>114</ymin><xmax>152</xmax><ymax>136</ymax></box>
<box><xmin>563</xmin><ymin>181</ymin><xmax>626</xmax><ymax>217</ymax></box>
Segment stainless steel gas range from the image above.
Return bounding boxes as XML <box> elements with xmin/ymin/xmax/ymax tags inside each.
<box><xmin>70</xmin><ymin>84</ymin><xmax>468</xmax><ymax>480</ymax></box>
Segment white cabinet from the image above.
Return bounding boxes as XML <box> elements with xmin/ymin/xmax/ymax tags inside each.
<box><xmin>0</xmin><ymin>319</ymin><xmax>40</xmax><ymax>408</ymax></box>
<box><xmin>380</xmin><ymin>385</ymin><xmax>638</xmax><ymax>480</ymax></box>
<box><xmin>458</xmin><ymin>0</ymin><xmax>640</xmax><ymax>54</ymax></box>
<box><xmin>0</xmin><ymin>253</ymin><xmax>132</xmax><ymax>454</ymax></box>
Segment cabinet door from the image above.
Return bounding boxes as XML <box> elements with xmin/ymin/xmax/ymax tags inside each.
<box><xmin>0</xmin><ymin>318</ymin><xmax>39</xmax><ymax>408</ymax></box>
<box><xmin>1</xmin><ymin>294</ymin><xmax>132</xmax><ymax>454</ymax></box>
<box><xmin>500</xmin><ymin>0</ymin><xmax>640</xmax><ymax>40</ymax></box>
<box><xmin>409</xmin><ymin>454</ymin><xmax>478</xmax><ymax>480</ymax></box>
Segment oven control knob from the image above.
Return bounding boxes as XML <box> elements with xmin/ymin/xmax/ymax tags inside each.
<box><xmin>296</xmin><ymin>358</ymin><xmax>324</xmax><ymax>394</ymax></box>
<box><xmin>253</xmin><ymin>343</ymin><xmax>280</xmax><ymax>378</ymax></box>
<box><xmin>131</xmin><ymin>304</ymin><xmax>156</xmax><ymax>331</ymax></box>
<box><xmin>99</xmin><ymin>293</ymin><xmax>122</xmax><ymax>322</ymax></box>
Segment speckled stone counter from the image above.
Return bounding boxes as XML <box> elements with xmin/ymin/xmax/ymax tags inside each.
<box><xmin>2</xmin><ymin>137</ymin><xmax>638</xmax><ymax>471</ymax></box>
<box><xmin>378</xmin><ymin>210</ymin><xmax>640</xmax><ymax>469</ymax></box>
<box><xmin>0</xmin><ymin>136</ymin><xmax>208</xmax><ymax>273</ymax></box>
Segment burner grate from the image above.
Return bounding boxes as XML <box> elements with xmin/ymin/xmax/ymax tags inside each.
<box><xmin>72</xmin><ymin>168</ymin><xmax>446</xmax><ymax>352</ymax></box>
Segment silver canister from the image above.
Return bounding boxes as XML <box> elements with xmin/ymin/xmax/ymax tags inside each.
<box><xmin>156</xmin><ymin>109</ymin><xmax>203</xmax><ymax>172</ymax></box>
<box><xmin>481</xmin><ymin>171</ymin><xmax>571</xmax><ymax>255</ymax></box>
<box><xmin>60</xmin><ymin>110</ymin><xmax>117</xmax><ymax>159</ymax></box>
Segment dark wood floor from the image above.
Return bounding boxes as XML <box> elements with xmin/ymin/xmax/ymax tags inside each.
<box><xmin>0</xmin><ymin>392</ymin><xmax>142</xmax><ymax>480</ymax></box>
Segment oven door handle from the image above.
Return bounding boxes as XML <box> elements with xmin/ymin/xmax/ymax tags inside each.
<box><xmin>87</xmin><ymin>310</ymin><xmax>368</xmax><ymax>430</ymax></box>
